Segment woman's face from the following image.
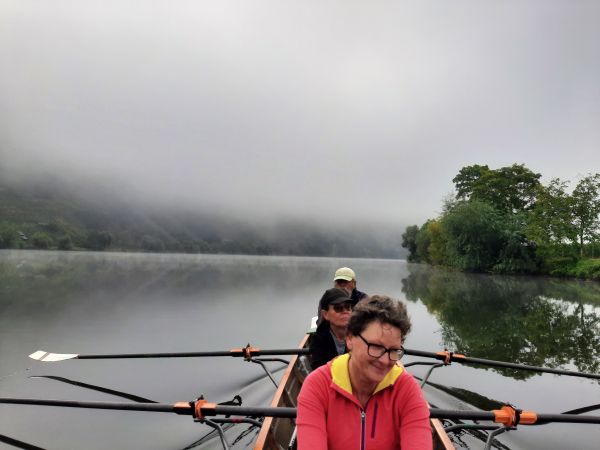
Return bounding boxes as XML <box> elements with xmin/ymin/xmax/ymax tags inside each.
<box><xmin>346</xmin><ymin>320</ymin><xmax>402</xmax><ymax>386</ymax></box>
<box><xmin>322</xmin><ymin>301</ymin><xmax>353</xmax><ymax>328</ymax></box>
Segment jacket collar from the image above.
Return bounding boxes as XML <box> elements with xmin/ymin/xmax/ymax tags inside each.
<box><xmin>330</xmin><ymin>353</ymin><xmax>403</xmax><ymax>396</ymax></box>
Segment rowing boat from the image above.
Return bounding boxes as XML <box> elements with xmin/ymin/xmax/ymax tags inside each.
<box><xmin>253</xmin><ymin>321</ymin><xmax>455</xmax><ymax>450</ymax></box>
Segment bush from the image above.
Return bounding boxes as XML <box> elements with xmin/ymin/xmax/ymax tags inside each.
<box><xmin>57</xmin><ymin>235</ymin><xmax>73</xmax><ymax>250</ymax></box>
<box><xmin>31</xmin><ymin>232</ymin><xmax>53</xmax><ymax>249</ymax></box>
<box><xmin>568</xmin><ymin>259</ymin><xmax>600</xmax><ymax>280</ymax></box>
<box><xmin>86</xmin><ymin>231</ymin><xmax>112</xmax><ymax>251</ymax></box>
<box><xmin>0</xmin><ymin>222</ymin><xmax>18</xmax><ymax>248</ymax></box>
<box><xmin>543</xmin><ymin>256</ymin><xmax>578</xmax><ymax>277</ymax></box>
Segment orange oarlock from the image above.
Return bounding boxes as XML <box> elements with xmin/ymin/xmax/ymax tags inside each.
<box><xmin>193</xmin><ymin>398</ymin><xmax>217</xmax><ymax>421</ymax></box>
<box><xmin>493</xmin><ymin>405</ymin><xmax>538</xmax><ymax>426</ymax></box>
<box><xmin>435</xmin><ymin>350</ymin><xmax>466</xmax><ymax>365</ymax></box>
<box><xmin>242</xmin><ymin>344</ymin><xmax>260</xmax><ymax>360</ymax></box>
<box><xmin>230</xmin><ymin>344</ymin><xmax>260</xmax><ymax>360</ymax></box>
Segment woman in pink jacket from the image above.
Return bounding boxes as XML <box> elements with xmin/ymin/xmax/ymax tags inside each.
<box><xmin>297</xmin><ymin>295</ymin><xmax>432</xmax><ymax>450</ymax></box>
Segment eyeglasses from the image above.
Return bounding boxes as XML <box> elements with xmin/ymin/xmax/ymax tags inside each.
<box><xmin>332</xmin><ymin>302</ymin><xmax>353</xmax><ymax>313</ymax></box>
<box><xmin>357</xmin><ymin>334</ymin><xmax>404</xmax><ymax>361</ymax></box>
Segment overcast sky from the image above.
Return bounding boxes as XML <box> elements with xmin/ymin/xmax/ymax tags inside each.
<box><xmin>1</xmin><ymin>1</ymin><xmax>599</xmax><ymax>227</ymax></box>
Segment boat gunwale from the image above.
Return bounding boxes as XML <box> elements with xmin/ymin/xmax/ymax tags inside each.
<box><xmin>253</xmin><ymin>334</ymin><xmax>310</xmax><ymax>449</ymax></box>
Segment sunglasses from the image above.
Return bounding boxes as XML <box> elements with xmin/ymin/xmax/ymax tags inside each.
<box><xmin>332</xmin><ymin>302</ymin><xmax>354</xmax><ymax>313</ymax></box>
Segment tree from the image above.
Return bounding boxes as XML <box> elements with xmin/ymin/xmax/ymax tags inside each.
<box><xmin>452</xmin><ymin>164</ymin><xmax>541</xmax><ymax>213</ymax></box>
<box><xmin>401</xmin><ymin>225</ymin><xmax>420</xmax><ymax>262</ymax></box>
<box><xmin>453</xmin><ymin>164</ymin><xmax>490</xmax><ymax>200</ymax></box>
<box><xmin>0</xmin><ymin>222</ymin><xmax>18</xmax><ymax>248</ymax></box>
<box><xmin>526</xmin><ymin>178</ymin><xmax>574</xmax><ymax>253</ymax></box>
<box><xmin>571</xmin><ymin>174</ymin><xmax>600</xmax><ymax>257</ymax></box>
<box><xmin>31</xmin><ymin>232</ymin><xmax>53</xmax><ymax>249</ymax></box>
<box><xmin>425</xmin><ymin>220</ymin><xmax>448</xmax><ymax>265</ymax></box>
<box><xmin>86</xmin><ymin>231</ymin><xmax>112</xmax><ymax>251</ymax></box>
<box><xmin>57</xmin><ymin>235</ymin><xmax>73</xmax><ymax>250</ymax></box>
<box><xmin>442</xmin><ymin>201</ymin><xmax>507</xmax><ymax>271</ymax></box>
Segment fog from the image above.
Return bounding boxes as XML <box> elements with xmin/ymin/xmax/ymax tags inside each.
<box><xmin>1</xmin><ymin>1</ymin><xmax>599</xmax><ymax>227</ymax></box>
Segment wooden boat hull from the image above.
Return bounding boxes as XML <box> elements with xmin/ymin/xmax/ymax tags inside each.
<box><xmin>254</xmin><ymin>333</ymin><xmax>455</xmax><ymax>450</ymax></box>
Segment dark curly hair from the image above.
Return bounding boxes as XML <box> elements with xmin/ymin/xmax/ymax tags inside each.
<box><xmin>346</xmin><ymin>295</ymin><xmax>412</xmax><ymax>343</ymax></box>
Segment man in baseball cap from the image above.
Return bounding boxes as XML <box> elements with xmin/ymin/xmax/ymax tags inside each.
<box><xmin>333</xmin><ymin>267</ymin><xmax>368</xmax><ymax>304</ymax></box>
<box><xmin>316</xmin><ymin>267</ymin><xmax>368</xmax><ymax>326</ymax></box>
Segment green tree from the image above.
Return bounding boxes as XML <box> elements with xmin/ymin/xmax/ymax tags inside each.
<box><xmin>0</xmin><ymin>222</ymin><xmax>18</xmax><ymax>248</ymax></box>
<box><xmin>31</xmin><ymin>231</ymin><xmax>53</xmax><ymax>249</ymax></box>
<box><xmin>526</xmin><ymin>179</ymin><xmax>574</xmax><ymax>247</ymax></box>
<box><xmin>571</xmin><ymin>174</ymin><xmax>600</xmax><ymax>257</ymax></box>
<box><xmin>494</xmin><ymin>213</ymin><xmax>539</xmax><ymax>273</ymax></box>
<box><xmin>442</xmin><ymin>201</ymin><xmax>507</xmax><ymax>271</ymax></box>
<box><xmin>425</xmin><ymin>220</ymin><xmax>448</xmax><ymax>265</ymax></box>
<box><xmin>401</xmin><ymin>225</ymin><xmax>420</xmax><ymax>262</ymax></box>
<box><xmin>86</xmin><ymin>231</ymin><xmax>112</xmax><ymax>251</ymax></box>
<box><xmin>57</xmin><ymin>235</ymin><xmax>73</xmax><ymax>250</ymax></box>
<box><xmin>453</xmin><ymin>164</ymin><xmax>541</xmax><ymax>213</ymax></box>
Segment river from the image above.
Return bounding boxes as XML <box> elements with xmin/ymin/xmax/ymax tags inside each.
<box><xmin>1</xmin><ymin>250</ymin><xmax>600</xmax><ymax>449</ymax></box>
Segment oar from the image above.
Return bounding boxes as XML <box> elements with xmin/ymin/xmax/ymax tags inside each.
<box><xmin>0</xmin><ymin>434</ymin><xmax>46</xmax><ymax>450</ymax></box>
<box><xmin>0</xmin><ymin>397</ymin><xmax>295</xmax><ymax>419</ymax></box>
<box><xmin>404</xmin><ymin>348</ymin><xmax>600</xmax><ymax>380</ymax></box>
<box><xmin>29</xmin><ymin>375</ymin><xmax>157</xmax><ymax>403</ymax></box>
<box><xmin>3</xmin><ymin>398</ymin><xmax>600</xmax><ymax>426</ymax></box>
<box><xmin>28</xmin><ymin>346</ymin><xmax>600</xmax><ymax>380</ymax></box>
<box><xmin>28</xmin><ymin>347</ymin><xmax>310</xmax><ymax>362</ymax></box>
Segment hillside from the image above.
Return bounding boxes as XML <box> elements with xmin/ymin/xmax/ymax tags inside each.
<box><xmin>0</xmin><ymin>179</ymin><xmax>407</xmax><ymax>258</ymax></box>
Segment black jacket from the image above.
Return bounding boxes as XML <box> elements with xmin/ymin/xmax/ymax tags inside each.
<box><xmin>310</xmin><ymin>320</ymin><xmax>345</xmax><ymax>370</ymax></box>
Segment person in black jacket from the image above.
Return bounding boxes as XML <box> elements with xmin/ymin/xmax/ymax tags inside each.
<box><xmin>310</xmin><ymin>288</ymin><xmax>357</xmax><ymax>370</ymax></box>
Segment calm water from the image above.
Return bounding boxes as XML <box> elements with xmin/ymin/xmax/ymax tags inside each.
<box><xmin>1</xmin><ymin>250</ymin><xmax>600</xmax><ymax>450</ymax></box>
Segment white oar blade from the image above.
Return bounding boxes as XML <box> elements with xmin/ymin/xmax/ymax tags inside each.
<box><xmin>28</xmin><ymin>350</ymin><xmax>79</xmax><ymax>362</ymax></box>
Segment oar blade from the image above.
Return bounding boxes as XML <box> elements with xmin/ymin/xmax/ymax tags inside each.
<box><xmin>29</xmin><ymin>350</ymin><xmax>79</xmax><ymax>362</ymax></box>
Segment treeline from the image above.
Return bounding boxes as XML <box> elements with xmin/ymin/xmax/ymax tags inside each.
<box><xmin>402</xmin><ymin>164</ymin><xmax>600</xmax><ymax>279</ymax></box>
<box><xmin>0</xmin><ymin>183</ymin><xmax>404</xmax><ymax>258</ymax></box>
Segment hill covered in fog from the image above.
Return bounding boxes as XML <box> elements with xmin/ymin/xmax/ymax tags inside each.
<box><xmin>0</xmin><ymin>174</ymin><xmax>407</xmax><ymax>259</ymax></box>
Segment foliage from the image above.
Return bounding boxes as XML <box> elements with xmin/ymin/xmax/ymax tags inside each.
<box><xmin>31</xmin><ymin>231</ymin><xmax>53</xmax><ymax>249</ymax></box>
<box><xmin>441</xmin><ymin>201</ymin><xmax>507</xmax><ymax>272</ymax></box>
<box><xmin>571</xmin><ymin>174</ymin><xmax>600</xmax><ymax>257</ymax></box>
<box><xmin>405</xmin><ymin>163</ymin><xmax>600</xmax><ymax>280</ymax></box>
<box><xmin>0</xmin><ymin>221</ymin><xmax>19</xmax><ymax>248</ymax></box>
<box><xmin>57</xmin><ymin>235</ymin><xmax>73</xmax><ymax>250</ymax></box>
<box><xmin>401</xmin><ymin>225</ymin><xmax>419</xmax><ymax>262</ymax></box>
<box><xmin>86</xmin><ymin>230</ymin><xmax>112</xmax><ymax>251</ymax></box>
<box><xmin>526</xmin><ymin>178</ymin><xmax>574</xmax><ymax>248</ymax></box>
<box><xmin>452</xmin><ymin>163</ymin><xmax>541</xmax><ymax>213</ymax></box>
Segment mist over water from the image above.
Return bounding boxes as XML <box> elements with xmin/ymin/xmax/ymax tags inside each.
<box><xmin>1</xmin><ymin>250</ymin><xmax>600</xmax><ymax>449</ymax></box>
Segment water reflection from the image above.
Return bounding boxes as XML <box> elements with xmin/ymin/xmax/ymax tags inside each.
<box><xmin>402</xmin><ymin>263</ymin><xmax>600</xmax><ymax>379</ymax></box>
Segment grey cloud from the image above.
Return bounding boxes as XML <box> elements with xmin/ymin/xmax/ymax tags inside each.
<box><xmin>1</xmin><ymin>1</ymin><xmax>599</xmax><ymax>227</ymax></box>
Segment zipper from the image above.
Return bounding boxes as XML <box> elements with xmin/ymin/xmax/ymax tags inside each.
<box><xmin>360</xmin><ymin>410</ymin><xmax>366</xmax><ymax>450</ymax></box>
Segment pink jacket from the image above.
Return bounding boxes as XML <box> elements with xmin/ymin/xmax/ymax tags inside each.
<box><xmin>297</xmin><ymin>353</ymin><xmax>432</xmax><ymax>450</ymax></box>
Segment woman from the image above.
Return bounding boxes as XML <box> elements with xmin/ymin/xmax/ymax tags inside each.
<box><xmin>310</xmin><ymin>287</ymin><xmax>356</xmax><ymax>370</ymax></box>
<box><xmin>298</xmin><ymin>295</ymin><xmax>432</xmax><ymax>450</ymax></box>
